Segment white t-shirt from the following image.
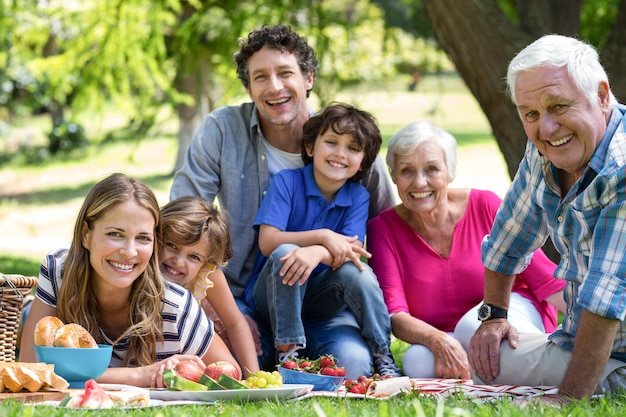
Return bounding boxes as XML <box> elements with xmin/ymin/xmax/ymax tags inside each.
<box><xmin>259</xmin><ymin>135</ymin><xmax>303</xmax><ymax>177</ymax></box>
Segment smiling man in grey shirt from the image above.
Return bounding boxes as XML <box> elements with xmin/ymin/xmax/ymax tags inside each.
<box><xmin>170</xmin><ymin>24</ymin><xmax>396</xmax><ymax>378</ymax></box>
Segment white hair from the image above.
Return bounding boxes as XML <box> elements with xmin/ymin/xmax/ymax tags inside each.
<box><xmin>506</xmin><ymin>34</ymin><xmax>616</xmax><ymax>108</ymax></box>
<box><xmin>386</xmin><ymin>121</ymin><xmax>457</xmax><ymax>181</ymax></box>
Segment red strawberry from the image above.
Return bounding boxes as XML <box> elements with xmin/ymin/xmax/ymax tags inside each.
<box><xmin>334</xmin><ymin>367</ymin><xmax>346</xmax><ymax>377</ymax></box>
<box><xmin>348</xmin><ymin>381</ymin><xmax>367</xmax><ymax>394</ymax></box>
<box><xmin>282</xmin><ymin>360</ymin><xmax>298</xmax><ymax>370</ymax></box>
<box><xmin>319</xmin><ymin>355</ymin><xmax>335</xmax><ymax>368</ymax></box>
<box><xmin>320</xmin><ymin>367</ymin><xmax>337</xmax><ymax>376</ymax></box>
<box><xmin>299</xmin><ymin>361</ymin><xmax>311</xmax><ymax>369</ymax></box>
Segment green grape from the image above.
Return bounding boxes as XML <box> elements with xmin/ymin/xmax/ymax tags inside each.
<box><xmin>244</xmin><ymin>370</ymin><xmax>283</xmax><ymax>389</ymax></box>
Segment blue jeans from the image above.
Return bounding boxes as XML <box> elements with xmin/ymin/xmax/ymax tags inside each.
<box><xmin>248</xmin><ymin>243</ymin><xmax>392</xmax><ymax>377</ymax></box>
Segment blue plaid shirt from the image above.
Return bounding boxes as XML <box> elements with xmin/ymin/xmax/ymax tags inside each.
<box><xmin>482</xmin><ymin>105</ymin><xmax>626</xmax><ymax>361</ymax></box>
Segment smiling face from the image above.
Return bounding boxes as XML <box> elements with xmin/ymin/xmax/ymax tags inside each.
<box><xmin>306</xmin><ymin>128</ymin><xmax>365</xmax><ymax>195</ymax></box>
<box><xmin>515</xmin><ymin>65</ymin><xmax>611</xmax><ymax>177</ymax></box>
<box><xmin>392</xmin><ymin>141</ymin><xmax>450</xmax><ymax>214</ymax></box>
<box><xmin>246</xmin><ymin>46</ymin><xmax>314</xmax><ymax>129</ymax></box>
<box><xmin>159</xmin><ymin>238</ymin><xmax>209</xmax><ymax>286</ymax></box>
<box><xmin>82</xmin><ymin>199</ymin><xmax>155</xmax><ymax>291</ymax></box>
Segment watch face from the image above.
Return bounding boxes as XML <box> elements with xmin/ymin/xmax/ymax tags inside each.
<box><xmin>478</xmin><ymin>304</ymin><xmax>491</xmax><ymax>320</ymax></box>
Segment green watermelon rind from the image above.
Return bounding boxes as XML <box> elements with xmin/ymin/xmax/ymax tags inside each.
<box><xmin>198</xmin><ymin>374</ymin><xmax>226</xmax><ymax>390</ymax></box>
<box><xmin>217</xmin><ymin>374</ymin><xmax>249</xmax><ymax>390</ymax></box>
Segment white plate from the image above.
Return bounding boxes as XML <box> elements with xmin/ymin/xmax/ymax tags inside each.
<box><xmin>150</xmin><ymin>383</ymin><xmax>314</xmax><ymax>402</ymax></box>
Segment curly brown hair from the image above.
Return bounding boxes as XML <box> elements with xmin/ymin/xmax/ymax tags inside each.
<box><xmin>234</xmin><ymin>24</ymin><xmax>318</xmax><ymax>97</ymax></box>
<box><xmin>301</xmin><ymin>102</ymin><xmax>382</xmax><ymax>182</ymax></box>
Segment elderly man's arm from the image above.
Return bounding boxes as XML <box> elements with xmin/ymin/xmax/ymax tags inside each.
<box><xmin>558</xmin><ymin>310</ymin><xmax>619</xmax><ymax>399</ymax></box>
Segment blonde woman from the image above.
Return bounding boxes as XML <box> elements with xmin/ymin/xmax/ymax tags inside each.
<box><xmin>20</xmin><ymin>173</ymin><xmax>239</xmax><ymax>387</ymax></box>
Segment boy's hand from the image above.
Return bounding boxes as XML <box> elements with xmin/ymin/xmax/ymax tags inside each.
<box><xmin>279</xmin><ymin>246</ymin><xmax>326</xmax><ymax>286</ymax></box>
<box><xmin>320</xmin><ymin>231</ymin><xmax>371</xmax><ymax>270</ymax></box>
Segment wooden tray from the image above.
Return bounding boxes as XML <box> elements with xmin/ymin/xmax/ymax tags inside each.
<box><xmin>0</xmin><ymin>390</ymin><xmax>68</xmax><ymax>403</ymax></box>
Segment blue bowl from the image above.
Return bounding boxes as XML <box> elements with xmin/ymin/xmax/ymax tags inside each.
<box><xmin>278</xmin><ymin>367</ymin><xmax>344</xmax><ymax>391</ymax></box>
<box><xmin>35</xmin><ymin>344</ymin><xmax>112</xmax><ymax>388</ymax></box>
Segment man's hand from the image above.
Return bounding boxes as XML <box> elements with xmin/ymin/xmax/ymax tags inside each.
<box><xmin>468</xmin><ymin>319</ymin><xmax>519</xmax><ymax>381</ymax></box>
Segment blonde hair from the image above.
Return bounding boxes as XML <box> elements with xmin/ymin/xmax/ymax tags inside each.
<box><xmin>160</xmin><ymin>196</ymin><xmax>232</xmax><ymax>267</ymax></box>
<box><xmin>57</xmin><ymin>173</ymin><xmax>164</xmax><ymax>367</ymax></box>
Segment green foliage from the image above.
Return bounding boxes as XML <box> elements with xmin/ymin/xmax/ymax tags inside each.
<box><xmin>0</xmin><ymin>254</ymin><xmax>40</xmax><ymax>276</ymax></box>
<box><xmin>47</xmin><ymin>121</ymin><xmax>87</xmax><ymax>156</ymax></box>
<box><xmin>580</xmin><ymin>0</ymin><xmax>620</xmax><ymax>47</ymax></box>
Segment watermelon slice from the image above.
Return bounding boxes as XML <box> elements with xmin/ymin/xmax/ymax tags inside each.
<box><xmin>63</xmin><ymin>379</ymin><xmax>114</xmax><ymax>408</ymax></box>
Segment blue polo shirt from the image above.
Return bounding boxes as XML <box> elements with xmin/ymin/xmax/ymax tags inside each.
<box><xmin>244</xmin><ymin>164</ymin><xmax>370</xmax><ymax>306</ymax></box>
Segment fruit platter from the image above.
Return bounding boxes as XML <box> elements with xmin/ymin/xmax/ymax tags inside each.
<box><xmin>149</xmin><ymin>359</ymin><xmax>313</xmax><ymax>402</ymax></box>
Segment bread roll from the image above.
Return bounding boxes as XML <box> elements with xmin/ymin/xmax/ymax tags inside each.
<box><xmin>34</xmin><ymin>316</ymin><xmax>64</xmax><ymax>347</ymax></box>
<box><xmin>54</xmin><ymin>323</ymin><xmax>98</xmax><ymax>348</ymax></box>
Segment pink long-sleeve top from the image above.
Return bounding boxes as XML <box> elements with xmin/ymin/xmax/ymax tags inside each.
<box><xmin>366</xmin><ymin>189</ymin><xmax>565</xmax><ymax>333</ymax></box>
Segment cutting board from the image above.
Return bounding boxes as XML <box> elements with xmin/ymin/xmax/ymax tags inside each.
<box><xmin>0</xmin><ymin>390</ymin><xmax>68</xmax><ymax>403</ymax></box>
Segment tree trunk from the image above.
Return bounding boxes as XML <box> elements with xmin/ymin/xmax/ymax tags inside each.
<box><xmin>602</xmin><ymin>0</ymin><xmax>626</xmax><ymax>103</ymax></box>
<box><xmin>420</xmin><ymin>0</ymin><xmax>592</xmax><ymax>262</ymax></box>
<box><xmin>173</xmin><ymin>56</ymin><xmax>210</xmax><ymax>175</ymax></box>
<box><xmin>421</xmin><ymin>0</ymin><xmax>531</xmax><ymax>179</ymax></box>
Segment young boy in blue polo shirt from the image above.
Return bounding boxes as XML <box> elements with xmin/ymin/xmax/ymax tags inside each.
<box><xmin>244</xmin><ymin>102</ymin><xmax>401</xmax><ymax>378</ymax></box>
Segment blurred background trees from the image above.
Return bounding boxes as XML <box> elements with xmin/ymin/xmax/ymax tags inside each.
<box><xmin>1</xmin><ymin>0</ymin><xmax>624</xmax><ymax>176</ymax></box>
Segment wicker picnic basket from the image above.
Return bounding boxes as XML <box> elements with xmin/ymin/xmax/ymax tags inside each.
<box><xmin>0</xmin><ymin>273</ymin><xmax>38</xmax><ymax>362</ymax></box>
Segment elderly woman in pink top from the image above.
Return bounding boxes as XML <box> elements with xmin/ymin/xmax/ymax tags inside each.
<box><xmin>367</xmin><ymin>121</ymin><xmax>566</xmax><ymax>379</ymax></box>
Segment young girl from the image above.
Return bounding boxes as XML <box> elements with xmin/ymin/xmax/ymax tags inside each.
<box><xmin>20</xmin><ymin>173</ymin><xmax>239</xmax><ymax>387</ymax></box>
<box><xmin>159</xmin><ymin>196</ymin><xmax>260</xmax><ymax>376</ymax></box>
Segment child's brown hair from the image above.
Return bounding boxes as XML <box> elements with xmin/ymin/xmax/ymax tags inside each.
<box><xmin>301</xmin><ymin>102</ymin><xmax>382</xmax><ymax>181</ymax></box>
<box><xmin>160</xmin><ymin>196</ymin><xmax>232</xmax><ymax>267</ymax></box>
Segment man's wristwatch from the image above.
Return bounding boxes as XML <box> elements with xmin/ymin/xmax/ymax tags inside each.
<box><xmin>477</xmin><ymin>303</ymin><xmax>508</xmax><ymax>322</ymax></box>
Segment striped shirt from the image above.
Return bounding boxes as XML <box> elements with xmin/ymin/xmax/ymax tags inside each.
<box><xmin>482</xmin><ymin>105</ymin><xmax>626</xmax><ymax>361</ymax></box>
<box><xmin>36</xmin><ymin>248</ymin><xmax>213</xmax><ymax>366</ymax></box>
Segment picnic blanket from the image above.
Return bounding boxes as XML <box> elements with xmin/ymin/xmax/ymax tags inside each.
<box><xmin>300</xmin><ymin>378</ymin><xmax>559</xmax><ymax>401</ymax></box>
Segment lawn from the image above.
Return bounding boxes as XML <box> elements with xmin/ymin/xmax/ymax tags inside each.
<box><xmin>4</xmin><ymin>74</ymin><xmax>620</xmax><ymax>415</ymax></box>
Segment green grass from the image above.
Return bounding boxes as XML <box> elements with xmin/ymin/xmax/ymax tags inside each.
<box><xmin>1</xmin><ymin>390</ymin><xmax>625</xmax><ymax>415</ymax></box>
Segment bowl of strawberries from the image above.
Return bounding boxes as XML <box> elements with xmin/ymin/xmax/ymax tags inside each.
<box><xmin>277</xmin><ymin>354</ymin><xmax>345</xmax><ymax>391</ymax></box>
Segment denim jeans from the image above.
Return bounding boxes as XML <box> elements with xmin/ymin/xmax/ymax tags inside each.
<box><xmin>248</xmin><ymin>243</ymin><xmax>392</xmax><ymax>377</ymax></box>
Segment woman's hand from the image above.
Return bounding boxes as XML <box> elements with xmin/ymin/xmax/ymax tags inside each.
<box><xmin>149</xmin><ymin>355</ymin><xmax>206</xmax><ymax>388</ymax></box>
<box><xmin>431</xmin><ymin>333</ymin><xmax>471</xmax><ymax>379</ymax></box>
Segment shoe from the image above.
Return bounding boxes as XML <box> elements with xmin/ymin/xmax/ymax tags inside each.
<box><xmin>373</xmin><ymin>352</ymin><xmax>402</xmax><ymax>377</ymax></box>
<box><xmin>276</xmin><ymin>344</ymin><xmax>303</xmax><ymax>364</ymax></box>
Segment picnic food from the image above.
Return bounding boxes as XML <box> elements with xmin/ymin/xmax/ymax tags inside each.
<box><xmin>163</xmin><ymin>367</ymin><xmax>283</xmax><ymax>391</ymax></box>
<box><xmin>343</xmin><ymin>374</ymin><xmax>411</xmax><ymax>398</ymax></box>
<box><xmin>60</xmin><ymin>378</ymin><xmax>150</xmax><ymax>408</ymax></box>
<box><xmin>243</xmin><ymin>370</ymin><xmax>283</xmax><ymax>389</ymax></box>
<box><xmin>34</xmin><ymin>316</ymin><xmax>98</xmax><ymax>348</ymax></box>
<box><xmin>204</xmin><ymin>360</ymin><xmax>241</xmax><ymax>381</ymax></box>
<box><xmin>33</xmin><ymin>316</ymin><xmax>64</xmax><ymax>347</ymax></box>
<box><xmin>0</xmin><ymin>362</ymin><xmax>69</xmax><ymax>393</ymax></box>
<box><xmin>174</xmin><ymin>360</ymin><xmax>204</xmax><ymax>383</ymax></box>
<box><xmin>278</xmin><ymin>354</ymin><xmax>346</xmax><ymax>377</ymax></box>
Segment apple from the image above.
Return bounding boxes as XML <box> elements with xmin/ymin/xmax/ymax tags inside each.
<box><xmin>204</xmin><ymin>361</ymin><xmax>241</xmax><ymax>381</ymax></box>
<box><xmin>174</xmin><ymin>360</ymin><xmax>204</xmax><ymax>383</ymax></box>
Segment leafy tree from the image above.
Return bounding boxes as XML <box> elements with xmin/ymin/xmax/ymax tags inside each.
<box><xmin>4</xmin><ymin>0</ymin><xmax>430</xmax><ymax>172</ymax></box>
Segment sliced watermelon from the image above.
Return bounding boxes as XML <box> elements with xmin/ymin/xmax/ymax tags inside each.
<box><xmin>77</xmin><ymin>379</ymin><xmax>114</xmax><ymax>408</ymax></box>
